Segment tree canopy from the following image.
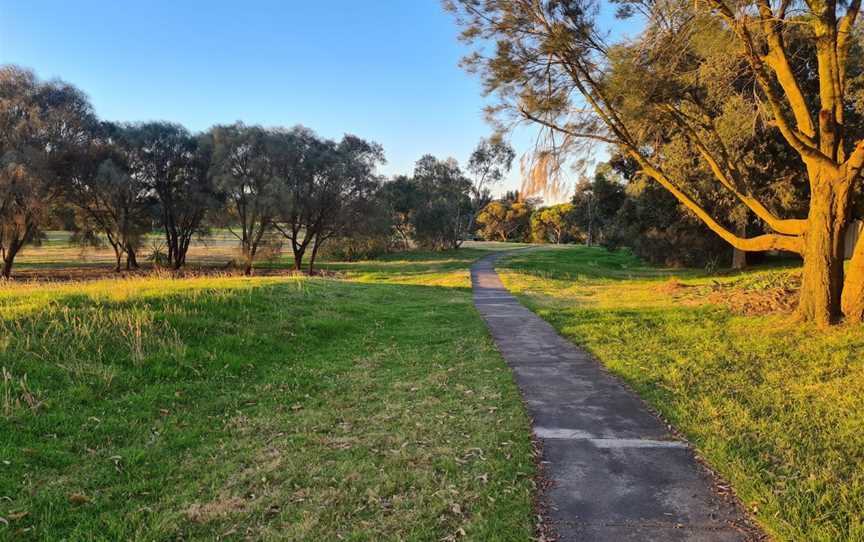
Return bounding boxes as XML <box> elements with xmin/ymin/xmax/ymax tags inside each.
<box><xmin>448</xmin><ymin>0</ymin><xmax>864</xmax><ymax>325</ymax></box>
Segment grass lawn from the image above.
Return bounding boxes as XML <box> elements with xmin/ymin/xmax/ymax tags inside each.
<box><xmin>0</xmin><ymin>245</ymin><xmax>534</xmax><ymax>541</ymax></box>
<box><xmin>498</xmin><ymin>245</ymin><xmax>864</xmax><ymax>542</ymax></box>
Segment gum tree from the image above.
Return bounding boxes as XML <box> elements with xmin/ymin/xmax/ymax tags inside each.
<box><xmin>66</xmin><ymin>122</ymin><xmax>153</xmax><ymax>271</ymax></box>
<box><xmin>466</xmin><ymin>138</ymin><xmax>515</xmax><ymax>233</ymax></box>
<box><xmin>0</xmin><ymin>66</ymin><xmax>94</xmax><ymax>278</ymax></box>
<box><xmin>447</xmin><ymin>0</ymin><xmax>864</xmax><ymax>326</ymax></box>
<box><xmin>123</xmin><ymin>122</ymin><xmax>214</xmax><ymax>269</ymax></box>
<box><xmin>205</xmin><ymin>123</ymin><xmax>280</xmax><ymax>276</ymax></box>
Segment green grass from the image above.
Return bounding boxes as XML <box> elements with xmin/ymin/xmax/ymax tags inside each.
<box><xmin>498</xmin><ymin>245</ymin><xmax>864</xmax><ymax>542</ymax></box>
<box><xmin>0</xmin><ymin>245</ymin><xmax>533</xmax><ymax>541</ymax></box>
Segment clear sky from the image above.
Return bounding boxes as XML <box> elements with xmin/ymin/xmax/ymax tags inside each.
<box><xmin>0</xmin><ymin>1</ymin><xmax>636</xmax><ymax>199</ymax></box>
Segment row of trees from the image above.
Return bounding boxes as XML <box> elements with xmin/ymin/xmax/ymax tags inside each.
<box><xmin>473</xmin><ymin>166</ymin><xmax>627</xmax><ymax>246</ymax></box>
<box><xmin>477</xmin><ymin>160</ymin><xmax>790</xmax><ymax>269</ymax></box>
<box><xmin>379</xmin><ymin>139</ymin><xmax>514</xmax><ymax>251</ymax></box>
<box><xmin>0</xmin><ymin>65</ymin><xmax>517</xmax><ymax>278</ymax></box>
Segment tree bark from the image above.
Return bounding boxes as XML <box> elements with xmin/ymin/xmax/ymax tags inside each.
<box><xmin>1</xmin><ymin>237</ymin><xmax>23</xmax><ymax>279</ymax></box>
<box><xmin>841</xmin><ymin>229</ymin><xmax>864</xmax><ymax>322</ymax></box>
<box><xmin>797</xmin><ymin>177</ymin><xmax>849</xmax><ymax>326</ymax></box>
<box><xmin>126</xmin><ymin>246</ymin><xmax>139</xmax><ymax>270</ymax></box>
<box><xmin>731</xmin><ymin>249</ymin><xmax>747</xmax><ymax>270</ymax></box>
<box><xmin>308</xmin><ymin>238</ymin><xmax>321</xmax><ymax>274</ymax></box>
<box><xmin>1</xmin><ymin>254</ymin><xmax>14</xmax><ymax>279</ymax></box>
<box><xmin>113</xmin><ymin>245</ymin><xmax>123</xmax><ymax>273</ymax></box>
<box><xmin>293</xmin><ymin>247</ymin><xmax>305</xmax><ymax>272</ymax></box>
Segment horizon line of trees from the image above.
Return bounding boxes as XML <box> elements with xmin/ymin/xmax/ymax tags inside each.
<box><xmin>0</xmin><ymin>64</ymin><xmax>517</xmax><ymax>278</ymax></box>
<box><xmin>475</xmin><ymin>164</ymin><xmax>739</xmax><ymax>269</ymax></box>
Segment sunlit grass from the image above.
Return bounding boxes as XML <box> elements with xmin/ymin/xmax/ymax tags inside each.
<box><xmin>499</xmin><ymin>245</ymin><xmax>864</xmax><ymax>542</ymax></box>
<box><xmin>0</xmin><ymin>243</ymin><xmax>534</xmax><ymax>541</ymax></box>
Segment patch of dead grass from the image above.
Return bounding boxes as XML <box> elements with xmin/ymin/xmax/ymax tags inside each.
<box><xmin>185</xmin><ymin>495</ymin><xmax>247</xmax><ymax>524</ymax></box>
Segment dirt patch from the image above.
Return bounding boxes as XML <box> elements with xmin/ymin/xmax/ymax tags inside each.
<box><xmin>655</xmin><ymin>277</ymin><xmax>693</xmax><ymax>295</ymax></box>
<box><xmin>670</xmin><ymin>272</ymin><xmax>801</xmax><ymax>316</ymax></box>
<box><xmin>702</xmin><ymin>284</ymin><xmax>798</xmax><ymax>315</ymax></box>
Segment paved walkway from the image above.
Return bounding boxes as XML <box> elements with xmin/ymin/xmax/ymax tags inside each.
<box><xmin>471</xmin><ymin>251</ymin><xmax>756</xmax><ymax>541</ymax></box>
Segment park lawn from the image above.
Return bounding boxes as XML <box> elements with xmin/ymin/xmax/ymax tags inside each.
<box><xmin>0</xmin><ymin>248</ymin><xmax>534</xmax><ymax>541</ymax></box>
<box><xmin>498</xmin><ymin>246</ymin><xmax>864</xmax><ymax>542</ymax></box>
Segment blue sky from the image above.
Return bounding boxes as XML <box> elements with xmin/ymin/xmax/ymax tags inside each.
<box><xmin>0</xmin><ymin>1</ymin><xmax>636</xmax><ymax>199</ymax></box>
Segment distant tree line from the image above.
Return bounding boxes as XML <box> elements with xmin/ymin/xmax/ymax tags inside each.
<box><xmin>0</xmin><ymin>65</ymin><xmax>515</xmax><ymax>278</ymax></box>
<box><xmin>474</xmin><ymin>160</ymin><xmax>755</xmax><ymax>269</ymax></box>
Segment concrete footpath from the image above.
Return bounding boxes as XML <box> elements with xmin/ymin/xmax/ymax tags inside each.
<box><xmin>471</xmin><ymin>251</ymin><xmax>758</xmax><ymax>541</ymax></box>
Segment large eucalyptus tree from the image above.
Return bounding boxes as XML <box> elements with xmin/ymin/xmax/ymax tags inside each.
<box><xmin>448</xmin><ymin>0</ymin><xmax>864</xmax><ymax>325</ymax></box>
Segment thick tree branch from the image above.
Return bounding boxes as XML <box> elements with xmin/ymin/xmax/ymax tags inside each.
<box><xmin>846</xmin><ymin>140</ymin><xmax>864</xmax><ymax>180</ymax></box>
<box><xmin>838</xmin><ymin>0</ymin><xmax>861</xmax><ymax>93</ymax></box>
<box><xmin>756</xmin><ymin>0</ymin><xmax>816</xmax><ymax>138</ymax></box>
<box><xmin>629</xmin><ymin>150</ymin><xmax>804</xmax><ymax>253</ymax></box>
<box><xmin>693</xmin><ymin>141</ymin><xmax>808</xmax><ymax>235</ymax></box>
<box><xmin>704</xmin><ymin>0</ymin><xmax>833</xmax><ymax>167</ymax></box>
<box><xmin>665</xmin><ymin>106</ymin><xmax>808</xmax><ymax>235</ymax></box>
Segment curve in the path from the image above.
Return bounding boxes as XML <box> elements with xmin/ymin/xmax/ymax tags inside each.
<box><xmin>471</xmin><ymin>251</ymin><xmax>759</xmax><ymax>542</ymax></box>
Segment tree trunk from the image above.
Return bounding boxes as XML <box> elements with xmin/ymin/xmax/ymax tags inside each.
<box><xmin>797</xmin><ymin>178</ymin><xmax>849</xmax><ymax>326</ymax></box>
<box><xmin>243</xmin><ymin>243</ymin><xmax>256</xmax><ymax>276</ymax></box>
<box><xmin>1</xmin><ymin>255</ymin><xmax>13</xmax><ymax>279</ymax></box>
<box><xmin>1</xmin><ymin>238</ymin><xmax>22</xmax><ymax>279</ymax></box>
<box><xmin>308</xmin><ymin>239</ymin><xmax>321</xmax><ymax>274</ymax></box>
<box><xmin>397</xmin><ymin>228</ymin><xmax>411</xmax><ymax>250</ymax></box>
<box><xmin>126</xmin><ymin>246</ymin><xmax>139</xmax><ymax>270</ymax></box>
<box><xmin>166</xmin><ymin>231</ymin><xmax>176</xmax><ymax>269</ymax></box>
<box><xmin>113</xmin><ymin>245</ymin><xmax>123</xmax><ymax>273</ymax></box>
<box><xmin>731</xmin><ymin>220</ymin><xmax>748</xmax><ymax>270</ymax></box>
<box><xmin>171</xmin><ymin>238</ymin><xmax>184</xmax><ymax>270</ymax></box>
<box><xmin>177</xmin><ymin>235</ymin><xmax>191</xmax><ymax>269</ymax></box>
<box><xmin>293</xmin><ymin>247</ymin><xmax>305</xmax><ymax>272</ymax></box>
<box><xmin>243</xmin><ymin>247</ymin><xmax>255</xmax><ymax>276</ymax></box>
<box><xmin>731</xmin><ymin>248</ymin><xmax>747</xmax><ymax>270</ymax></box>
<box><xmin>841</xmin><ymin>233</ymin><xmax>864</xmax><ymax>322</ymax></box>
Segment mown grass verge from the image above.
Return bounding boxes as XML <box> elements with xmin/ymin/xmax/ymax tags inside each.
<box><xmin>1</xmin><ymin>247</ymin><xmax>533</xmax><ymax>541</ymax></box>
<box><xmin>498</xmin><ymin>245</ymin><xmax>864</xmax><ymax>542</ymax></box>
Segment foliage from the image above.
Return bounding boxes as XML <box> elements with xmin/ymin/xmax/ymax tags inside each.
<box><xmin>381</xmin><ymin>155</ymin><xmax>474</xmax><ymax>251</ymax></box>
<box><xmin>569</xmin><ymin>164</ymin><xmax>626</xmax><ymax>245</ymax></box>
<box><xmin>0</xmin><ymin>66</ymin><xmax>95</xmax><ymax>278</ymax></box>
<box><xmin>605</xmin><ymin>174</ymin><xmax>733</xmax><ymax>267</ymax></box>
<box><xmin>320</xmin><ymin>186</ymin><xmax>395</xmax><ymax>262</ymax></box>
<box><xmin>204</xmin><ymin>123</ymin><xmax>284</xmax><ymax>275</ymax></box>
<box><xmin>530</xmin><ymin>203</ymin><xmax>579</xmax><ymax>244</ymax></box>
<box><xmin>380</xmin><ymin>175</ymin><xmax>419</xmax><ymax>249</ymax></box>
<box><xmin>466</xmin><ymin>138</ymin><xmax>515</xmax><ymax>233</ymax></box>
<box><xmin>476</xmin><ymin>199</ymin><xmax>533</xmax><ymax>242</ymax></box>
<box><xmin>122</xmin><ymin>122</ymin><xmax>215</xmax><ymax>269</ymax></box>
<box><xmin>269</xmin><ymin>127</ymin><xmax>386</xmax><ymax>272</ymax></box>
<box><xmin>302</xmin><ymin>134</ymin><xmax>386</xmax><ymax>271</ymax></box>
<box><xmin>67</xmin><ymin>140</ymin><xmax>155</xmax><ymax>271</ymax></box>
<box><xmin>0</xmin><ymin>63</ymin><xmax>511</xmax><ymax>280</ymax></box>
